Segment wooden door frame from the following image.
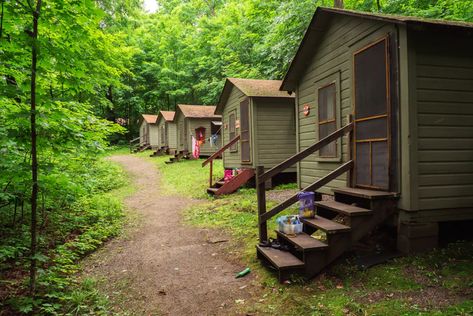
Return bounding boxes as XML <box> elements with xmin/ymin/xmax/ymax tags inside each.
<box><xmin>240</xmin><ymin>97</ymin><xmax>251</xmax><ymax>164</ymax></box>
<box><xmin>352</xmin><ymin>35</ymin><xmax>392</xmax><ymax>191</ymax></box>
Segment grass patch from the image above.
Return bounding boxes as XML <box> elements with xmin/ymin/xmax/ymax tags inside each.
<box><xmin>139</xmin><ymin>152</ymin><xmax>224</xmax><ymax>199</ymax></box>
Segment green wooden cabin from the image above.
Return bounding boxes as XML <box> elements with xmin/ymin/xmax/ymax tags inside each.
<box><xmin>215</xmin><ymin>78</ymin><xmax>296</xmax><ymax>179</ymax></box>
<box><xmin>139</xmin><ymin>114</ymin><xmax>159</xmax><ymax>148</ymax></box>
<box><xmin>278</xmin><ymin>7</ymin><xmax>473</xmax><ymax>252</ymax></box>
<box><xmin>156</xmin><ymin>110</ymin><xmax>177</xmax><ymax>153</ymax></box>
<box><xmin>174</xmin><ymin>104</ymin><xmax>222</xmax><ymax>156</ymax></box>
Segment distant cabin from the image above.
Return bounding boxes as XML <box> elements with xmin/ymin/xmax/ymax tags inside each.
<box><xmin>216</xmin><ymin>78</ymin><xmax>296</xmax><ymax>180</ymax></box>
<box><xmin>174</xmin><ymin>104</ymin><xmax>222</xmax><ymax>156</ymax></box>
<box><xmin>156</xmin><ymin>110</ymin><xmax>177</xmax><ymax>154</ymax></box>
<box><xmin>278</xmin><ymin>7</ymin><xmax>473</xmax><ymax>252</ymax></box>
<box><xmin>139</xmin><ymin>114</ymin><xmax>159</xmax><ymax>148</ymax></box>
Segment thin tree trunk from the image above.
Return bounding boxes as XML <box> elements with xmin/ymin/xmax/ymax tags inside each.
<box><xmin>334</xmin><ymin>0</ymin><xmax>344</xmax><ymax>9</ymax></box>
<box><xmin>0</xmin><ymin>0</ymin><xmax>4</xmax><ymax>39</ymax></box>
<box><xmin>29</xmin><ymin>0</ymin><xmax>42</xmax><ymax>297</ymax></box>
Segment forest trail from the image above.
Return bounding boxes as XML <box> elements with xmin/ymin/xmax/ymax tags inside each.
<box><xmin>82</xmin><ymin>155</ymin><xmax>254</xmax><ymax>315</ymax></box>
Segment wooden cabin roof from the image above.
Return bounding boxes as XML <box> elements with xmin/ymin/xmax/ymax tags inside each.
<box><xmin>281</xmin><ymin>7</ymin><xmax>473</xmax><ymax>92</ymax></box>
<box><xmin>216</xmin><ymin>78</ymin><xmax>294</xmax><ymax>114</ymax></box>
<box><xmin>142</xmin><ymin>114</ymin><xmax>158</xmax><ymax>124</ymax></box>
<box><xmin>177</xmin><ymin>104</ymin><xmax>221</xmax><ymax>119</ymax></box>
<box><xmin>158</xmin><ymin>110</ymin><xmax>175</xmax><ymax>122</ymax></box>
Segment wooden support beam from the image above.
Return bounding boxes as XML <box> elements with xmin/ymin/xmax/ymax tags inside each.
<box><xmin>256</xmin><ymin>166</ymin><xmax>268</xmax><ymax>243</ymax></box>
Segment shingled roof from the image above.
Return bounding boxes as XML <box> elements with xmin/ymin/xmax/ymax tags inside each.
<box><xmin>177</xmin><ymin>104</ymin><xmax>221</xmax><ymax>119</ymax></box>
<box><xmin>281</xmin><ymin>7</ymin><xmax>473</xmax><ymax>92</ymax></box>
<box><xmin>142</xmin><ymin>114</ymin><xmax>158</xmax><ymax>124</ymax></box>
<box><xmin>158</xmin><ymin>110</ymin><xmax>175</xmax><ymax>122</ymax></box>
<box><xmin>216</xmin><ymin>78</ymin><xmax>293</xmax><ymax>114</ymax></box>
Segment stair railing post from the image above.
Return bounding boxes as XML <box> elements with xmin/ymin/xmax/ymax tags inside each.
<box><xmin>209</xmin><ymin>160</ymin><xmax>213</xmax><ymax>187</ymax></box>
<box><xmin>256</xmin><ymin>166</ymin><xmax>268</xmax><ymax>244</ymax></box>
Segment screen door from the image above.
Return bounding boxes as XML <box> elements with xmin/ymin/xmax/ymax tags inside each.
<box><xmin>240</xmin><ymin>98</ymin><xmax>251</xmax><ymax>163</ymax></box>
<box><xmin>353</xmin><ymin>37</ymin><xmax>390</xmax><ymax>190</ymax></box>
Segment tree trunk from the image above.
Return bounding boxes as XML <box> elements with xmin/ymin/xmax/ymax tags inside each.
<box><xmin>29</xmin><ymin>0</ymin><xmax>42</xmax><ymax>297</ymax></box>
<box><xmin>334</xmin><ymin>0</ymin><xmax>344</xmax><ymax>9</ymax></box>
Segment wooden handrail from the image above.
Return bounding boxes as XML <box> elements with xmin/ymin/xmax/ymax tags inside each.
<box><xmin>129</xmin><ymin>136</ymin><xmax>141</xmax><ymax>144</ymax></box>
<box><xmin>258</xmin><ymin>160</ymin><xmax>354</xmax><ymax>223</ymax></box>
<box><xmin>258</xmin><ymin>122</ymin><xmax>353</xmax><ymax>184</ymax></box>
<box><xmin>202</xmin><ymin>134</ymin><xmax>240</xmax><ymax>167</ymax></box>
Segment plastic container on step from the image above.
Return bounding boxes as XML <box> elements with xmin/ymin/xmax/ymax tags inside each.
<box><xmin>276</xmin><ymin>215</ymin><xmax>303</xmax><ymax>235</ymax></box>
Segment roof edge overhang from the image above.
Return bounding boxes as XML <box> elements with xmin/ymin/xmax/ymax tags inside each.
<box><xmin>280</xmin><ymin>6</ymin><xmax>473</xmax><ymax>92</ymax></box>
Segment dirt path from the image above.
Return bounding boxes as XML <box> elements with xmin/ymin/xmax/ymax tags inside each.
<box><xmin>82</xmin><ymin>155</ymin><xmax>255</xmax><ymax>315</ymax></box>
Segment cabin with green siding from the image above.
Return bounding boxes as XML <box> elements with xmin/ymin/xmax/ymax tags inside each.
<box><xmin>139</xmin><ymin>114</ymin><xmax>159</xmax><ymax>148</ymax></box>
<box><xmin>156</xmin><ymin>110</ymin><xmax>177</xmax><ymax>154</ymax></box>
<box><xmin>174</xmin><ymin>104</ymin><xmax>222</xmax><ymax>157</ymax></box>
<box><xmin>279</xmin><ymin>7</ymin><xmax>473</xmax><ymax>253</ymax></box>
<box><xmin>215</xmin><ymin>78</ymin><xmax>296</xmax><ymax>179</ymax></box>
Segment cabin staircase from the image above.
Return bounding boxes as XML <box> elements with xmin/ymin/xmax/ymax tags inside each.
<box><xmin>256</xmin><ymin>187</ymin><xmax>398</xmax><ymax>282</ymax></box>
<box><xmin>134</xmin><ymin>144</ymin><xmax>151</xmax><ymax>153</ymax></box>
<box><xmin>150</xmin><ymin>146</ymin><xmax>169</xmax><ymax>157</ymax></box>
<box><xmin>165</xmin><ymin>150</ymin><xmax>191</xmax><ymax>164</ymax></box>
<box><xmin>207</xmin><ymin>168</ymin><xmax>255</xmax><ymax>196</ymax></box>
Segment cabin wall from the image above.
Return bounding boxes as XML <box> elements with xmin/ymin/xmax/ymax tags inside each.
<box><xmin>187</xmin><ymin>118</ymin><xmax>222</xmax><ymax>156</ymax></box>
<box><xmin>253</xmin><ymin>98</ymin><xmax>296</xmax><ymax>172</ymax></box>
<box><xmin>409</xmin><ymin>29</ymin><xmax>473</xmax><ymax>215</ymax></box>
<box><xmin>168</xmin><ymin>122</ymin><xmax>177</xmax><ymax>150</ymax></box>
<box><xmin>222</xmin><ymin>86</ymin><xmax>245</xmax><ymax>169</ymax></box>
<box><xmin>297</xmin><ymin>15</ymin><xmax>397</xmax><ymax>194</ymax></box>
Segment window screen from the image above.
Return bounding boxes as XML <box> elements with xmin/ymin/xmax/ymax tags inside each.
<box><xmin>229</xmin><ymin>112</ymin><xmax>237</xmax><ymax>152</ymax></box>
<box><xmin>318</xmin><ymin>83</ymin><xmax>337</xmax><ymax>157</ymax></box>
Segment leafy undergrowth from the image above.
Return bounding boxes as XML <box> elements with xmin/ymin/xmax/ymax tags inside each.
<box><xmin>0</xmin><ymin>159</ymin><xmax>132</xmax><ymax>315</ymax></box>
<box><xmin>138</xmin><ymin>152</ymin><xmax>224</xmax><ymax>199</ymax></box>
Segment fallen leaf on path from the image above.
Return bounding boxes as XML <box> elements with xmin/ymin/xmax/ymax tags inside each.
<box><xmin>235</xmin><ymin>299</ymin><xmax>245</xmax><ymax>304</ymax></box>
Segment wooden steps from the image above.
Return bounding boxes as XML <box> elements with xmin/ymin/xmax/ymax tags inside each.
<box><xmin>256</xmin><ymin>187</ymin><xmax>398</xmax><ymax>282</ymax></box>
<box><xmin>315</xmin><ymin>200</ymin><xmax>372</xmax><ymax>216</ymax></box>
<box><xmin>134</xmin><ymin>144</ymin><xmax>151</xmax><ymax>153</ymax></box>
<box><xmin>302</xmin><ymin>215</ymin><xmax>351</xmax><ymax>234</ymax></box>
<box><xmin>333</xmin><ymin>187</ymin><xmax>399</xmax><ymax>200</ymax></box>
<box><xmin>150</xmin><ymin>146</ymin><xmax>169</xmax><ymax>157</ymax></box>
<box><xmin>165</xmin><ymin>150</ymin><xmax>191</xmax><ymax>164</ymax></box>
<box><xmin>276</xmin><ymin>231</ymin><xmax>327</xmax><ymax>252</ymax></box>
<box><xmin>207</xmin><ymin>168</ymin><xmax>255</xmax><ymax>196</ymax></box>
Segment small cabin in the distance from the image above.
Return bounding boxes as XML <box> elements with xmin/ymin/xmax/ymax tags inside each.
<box><xmin>156</xmin><ymin>110</ymin><xmax>177</xmax><ymax>154</ymax></box>
<box><xmin>216</xmin><ymin>78</ymin><xmax>296</xmax><ymax>185</ymax></box>
<box><xmin>174</xmin><ymin>104</ymin><xmax>222</xmax><ymax>157</ymax></box>
<box><xmin>139</xmin><ymin>114</ymin><xmax>159</xmax><ymax>149</ymax></box>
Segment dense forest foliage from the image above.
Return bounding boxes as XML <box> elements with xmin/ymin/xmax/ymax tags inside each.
<box><xmin>1</xmin><ymin>0</ymin><xmax>472</xmax><ymax>314</ymax></box>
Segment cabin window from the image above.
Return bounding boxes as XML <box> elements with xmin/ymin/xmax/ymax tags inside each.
<box><xmin>229</xmin><ymin>111</ymin><xmax>237</xmax><ymax>152</ymax></box>
<box><xmin>318</xmin><ymin>83</ymin><xmax>337</xmax><ymax>157</ymax></box>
